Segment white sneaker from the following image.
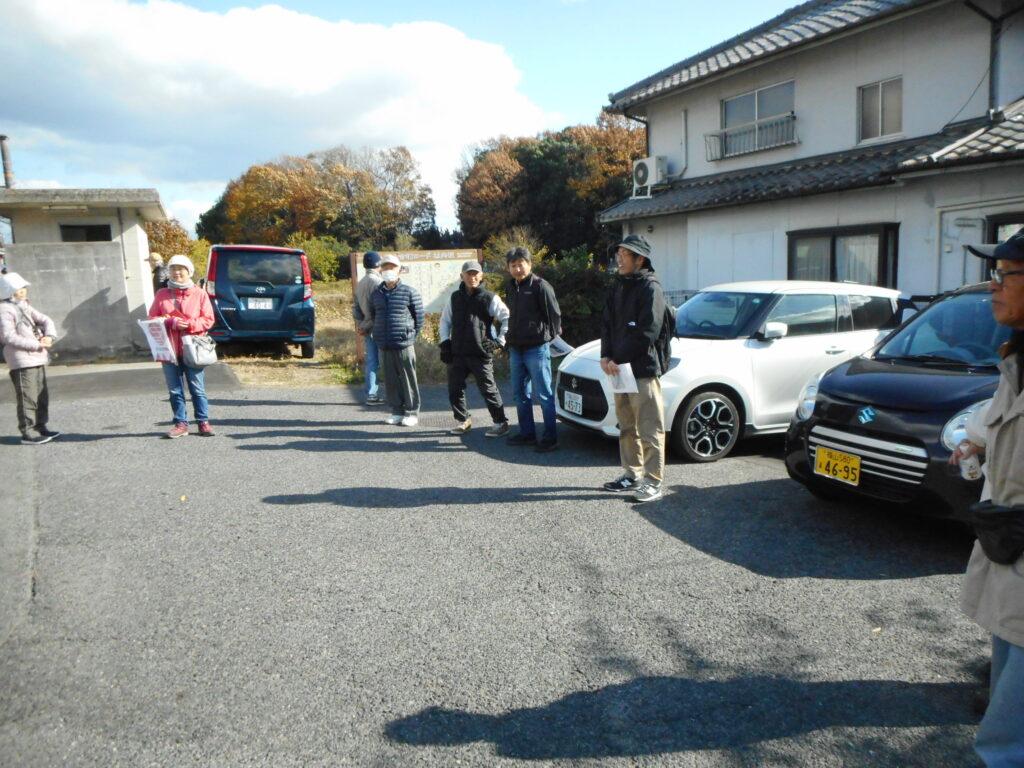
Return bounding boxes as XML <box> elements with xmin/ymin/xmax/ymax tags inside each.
<box><xmin>384</xmin><ymin>415</ymin><xmax>402</xmax><ymax>425</ymax></box>
<box><xmin>400</xmin><ymin>415</ymin><xmax>419</xmax><ymax>427</ymax></box>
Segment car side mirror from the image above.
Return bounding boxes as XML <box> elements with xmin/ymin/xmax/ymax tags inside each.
<box><xmin>760</xmin><ymin>321</ymin><xmax>788</xmax><ymax>340</ymax></box>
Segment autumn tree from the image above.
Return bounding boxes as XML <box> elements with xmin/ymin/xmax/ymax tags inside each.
<box><xmin>198</xmin><ymin>145</ymin><xmax>436</xmax><ymax>251</ymax></box>
<box><xmin>456</xmin><ymin>112</ymin><xmax>645</xmax><ymax>259</ymax></box>
<box><xmin>144</xmin><ymin>218</ymin><xmax>193</xmax><ymax>259</ymax></box>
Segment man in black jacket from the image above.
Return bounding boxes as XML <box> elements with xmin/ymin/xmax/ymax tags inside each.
<box><xmin>504</xmin><ymin>246</ymin><xmax>561</xmax><ymax>452</ymax></box>
<box><xmin>439</xmin><ymin>260</ymin><xmax>510</xmax><ymax>437</ymax></box>
<box><xmin>600</xmin><ymin>234</ymin><xmax>667</xmax><ymax>503</ymax></box>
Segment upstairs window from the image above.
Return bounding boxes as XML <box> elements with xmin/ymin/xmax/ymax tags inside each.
<box><xmin>706</xmin><ymin>80</ymin><xmax>796</xmax><ymax>160</ymax></box>
<box><xmin>859</xmin><ymin>77</ymin><xmax>902</xmax><ymax>141</ymax></box>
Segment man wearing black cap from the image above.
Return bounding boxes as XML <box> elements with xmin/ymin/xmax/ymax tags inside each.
<box><xmin>439</xmin><ymin>260</ymin><xmax>510</xmax><ymax>437</ymax></box>
<box><xmin>353</xmin><ymin>251</ymin><xmax>384</xmax><ymax>405</ymax></box>
<box><xmin>600</xmin><ymin>234</ymin><xmax>667</xmax><ymax>503</ymax></box>
<box><xmin>955</xmin><ymin>228</ymin><xmax>1024</xmax><ymax>767</ymax></box>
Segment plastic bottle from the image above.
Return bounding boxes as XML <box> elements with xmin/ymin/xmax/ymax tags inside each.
<box><xmin>958</xmin><ymin>443</ymin><xmax>983</xmax><ymax>481</ymax></box>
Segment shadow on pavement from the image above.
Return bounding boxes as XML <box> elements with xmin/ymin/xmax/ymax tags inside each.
<box><xmin>639</xmin><ymin>478</ymin><xmax>973</xmax><ymax>580</ymax></box>
<box><xmin>385</xmin><ymin>675</ymin><xmax>977</xmax><ymax>760</ymax></box>
<box><xmin>264</xmin><ymin>485</ymin><xmax>601</xmax><ymax>507</ymax></box>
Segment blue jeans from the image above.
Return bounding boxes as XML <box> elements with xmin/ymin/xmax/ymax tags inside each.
<box><xmin>975</xmin><ymin>634</ymin><xmax>1024</xmax><ymax>767</ymax></box>
<box><xmin>509</xmin><ymin>343</ymin><xmax>557</xmax><ymax>443</ymax></box>
<box><xmin>161</xmin><ymin>362</ymin><xmax>209</xmax><ymax>424</ymax></box>
<box><xmin>364</xmin><ymin>334</ymin><xmax>380</xmax><ymax>399</ymax></box>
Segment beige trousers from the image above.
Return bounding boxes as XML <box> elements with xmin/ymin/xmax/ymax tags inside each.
<box><xmin>614</xmin><ymin>376</ymin><xmax>665</xmax><ymax>485</ymax></box>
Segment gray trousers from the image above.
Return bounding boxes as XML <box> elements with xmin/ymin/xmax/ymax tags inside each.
<box><xmin>10</xmin><ymin>365</ymin><xmax>49</xmax><ymax>436</ymax></box>
<box><xmin>382</xmin><ymin>346</ymin><xmax>420</xmax><ymax>417</ymax></box>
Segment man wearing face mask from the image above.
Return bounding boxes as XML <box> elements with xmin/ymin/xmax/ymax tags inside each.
<box><xmin>439</xmin><ymin>260</ymin><xmax>510</xmax><ymax>436</ymax></box>
<box><xmin>369</xmin><ymin>254</ymin><xmax>424</xmax><ymax>427</ymax></box>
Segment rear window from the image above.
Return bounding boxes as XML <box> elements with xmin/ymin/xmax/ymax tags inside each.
<box><xmin>850</xmin><ymin>294</ymin><xmax>897</xmax><ymax>330</ymax></box>
<box><xmin>218</xmin><ymin>250</ymin><xmax>302</xmax><ymax>286</ymax></box>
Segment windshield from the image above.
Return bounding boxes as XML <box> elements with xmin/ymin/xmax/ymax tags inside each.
<box><xmin>676</xmin><ymin>291</ymin><xmax>770</xmax><ymax>339</ymax></box>
<box><xmin>876</xmin><ymin>291</ymin><xmax>1010</xmax><ymax>367</ymax></box>
<box><xmin>218</xmin><ymin>250</ymin><xmax>303</xmax><ymax>287</ymax></box>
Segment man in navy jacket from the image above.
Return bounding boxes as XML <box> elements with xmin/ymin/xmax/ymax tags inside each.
<box><xmin>369</xmin><ymin>254</ymin><xmax>424</xmax><ymax>427</ymax></box>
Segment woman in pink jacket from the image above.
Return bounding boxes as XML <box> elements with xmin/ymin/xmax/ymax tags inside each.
<box><xmin>0</xmin><ymin>272</ymin><xmax>60</xmax><ymax>445</ymax></box>
<box><xmin>148</xmin><ymin>254</ymin><xmax>215</xmax><ymax>438</ymax></box>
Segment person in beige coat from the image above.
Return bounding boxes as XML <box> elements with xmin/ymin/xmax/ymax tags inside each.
<box><xmin>953</xmin><ymin>229</ymin><xmax>1024</xmax><ymax>768</ymax></box>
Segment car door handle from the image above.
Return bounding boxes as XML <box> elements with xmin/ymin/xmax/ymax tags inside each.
<box><xmin>826</xmin><ymin>346</ymin><xmax>846</xmax><ymax>354</ymax></box>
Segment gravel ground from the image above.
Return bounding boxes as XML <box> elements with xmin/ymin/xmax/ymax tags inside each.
<box><xmin>0</xmin><ymin>364</ymin><xmax>991</xmax><ymax>767</ymax></box>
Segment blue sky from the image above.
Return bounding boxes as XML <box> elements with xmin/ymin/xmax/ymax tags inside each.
<box><xmin>0</xmin><ymin>0</ymin><xmax>798</xmax><ymax>234</ymax></box>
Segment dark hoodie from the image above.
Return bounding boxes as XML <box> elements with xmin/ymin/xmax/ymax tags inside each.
<box><xmin>600</xmin><ymin>266</ymin><xmax>666</xmax><ymax>380</ymax></box>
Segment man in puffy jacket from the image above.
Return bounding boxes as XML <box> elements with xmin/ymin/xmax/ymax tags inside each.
<box><xmin>600</xmin><ymin>234</ymin><xmax>667</xmax><ymax>503</ymax></box>
<box><xmin>504</xmin><ymin>246</ymin><xmax>561</xmax><ymax>452</ymax></box>
<box><xmin>353</xmin><ymin>250</ymin><xmax>384</xmax><ymax>404</ymax></box>
<box><xmin>439</xmin><ymin>260</ymin><xmax>510</xmax><ymax>437</ymax></box>
<box><xmin>369</xmin><ymin>254</ymin><xmax>424</xmax><ymax>427</ymax></box>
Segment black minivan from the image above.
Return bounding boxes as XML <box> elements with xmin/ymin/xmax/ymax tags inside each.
<box><xmin>204</xmin><ymin>245</ymin><xmax>316</xmax><ymax>358</ymax></box>
<box><xmin>785</xmin><ymin>283</ymin><xmax>1009</xmax><ymax>520</ymax></box>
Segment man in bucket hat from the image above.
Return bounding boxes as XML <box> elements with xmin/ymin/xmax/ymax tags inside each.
<box><xmin>600</xmin><ymin>234</ymin><xmax>668</xmax><ymax>503</ymax></box>
<box><xmin>439</xmin><ymin>260</ymin><xmax>510</xmax><ymax>437</ymax></box>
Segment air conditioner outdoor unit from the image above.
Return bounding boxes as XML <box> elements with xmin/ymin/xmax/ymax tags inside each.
<box><xmin>632</xmin><ymin>156</ymin><xmax>667</xmax><ymax>198</ymax></box>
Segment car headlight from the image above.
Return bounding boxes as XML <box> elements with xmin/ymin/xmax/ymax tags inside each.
<box><xmin>941</xmin><ymin>399</ymin><xmax>992</xmax><ymax>452</ymax></box>
<box><xmin>795</xmin><ymin>372</ymin><xmax>824</xmax><ymax>421</ymax></box>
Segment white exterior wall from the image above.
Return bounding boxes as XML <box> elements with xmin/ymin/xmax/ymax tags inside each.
<box><xmin>7</xmin><ymin>206</ymin><xmax>154</xmax><ymax>343</ymax></box>
<box><xmin>644</xmin><ymin>164</ymin><xmax>1024</xmax><ymax>298</ymax></box>
<box><xmin>645</xmin><ymin>2</ymin><xmax>992</xmax><ymax>180</ymax></box>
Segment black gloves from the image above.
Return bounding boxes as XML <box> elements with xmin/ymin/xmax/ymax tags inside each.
<box><xmin>439</xmin><ymin>339</ymin><xmax>453</xmax><ymax>364</ymax></box>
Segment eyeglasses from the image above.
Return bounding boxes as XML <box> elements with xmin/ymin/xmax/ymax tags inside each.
<box><xmin>989</xmin><ymin>267</ymin><xmax>1024</xmax><ymax>285</ymax></box>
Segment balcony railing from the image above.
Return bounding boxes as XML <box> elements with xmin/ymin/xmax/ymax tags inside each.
<box><xmin>705</xmin><ymin>113</ymin><xmax>798</xmax><ymax>161</ymax></box>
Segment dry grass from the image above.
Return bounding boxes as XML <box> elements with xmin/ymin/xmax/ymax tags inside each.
<box><xmin>217</xmin><ymin>281</ymin><xmax>509</xmax><ymax>388</ymax></box>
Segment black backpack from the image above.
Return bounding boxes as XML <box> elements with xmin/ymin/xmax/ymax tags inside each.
<box><xmin>655</xmin><ymin>302</ymin><xmax>677</xmax><ymax>376</ymax></box>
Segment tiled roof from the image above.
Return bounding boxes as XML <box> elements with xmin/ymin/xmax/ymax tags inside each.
<box><xmin>898</xmin><ymin>97</ymin><xmax>1024</xmax><ymax>171</ymax></box>
<box><xmin>608</xmin><ymin>0</ymin><xmax>938</xmax><ymax>112</ymax></box>
<box><xmin>597</xmin><ymin>120</ymin><xmax>984</xmax><ymax>224</ymax></box>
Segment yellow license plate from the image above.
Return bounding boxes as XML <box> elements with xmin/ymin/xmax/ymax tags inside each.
<box><xmin>814</xmin><ymin>446</ymin><xmax>862</xmax><ymax>486</ymax></box>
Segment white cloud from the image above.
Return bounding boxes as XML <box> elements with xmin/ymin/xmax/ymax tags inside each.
<box><xmin>19</xmin><ymin>180</ymin><xmax>69</xmax><ymax>189</ymax></box>
<box><xmin>0</xmin><ymin>0</ymin><xmax>555</xmax><ymax>230</ymax></box>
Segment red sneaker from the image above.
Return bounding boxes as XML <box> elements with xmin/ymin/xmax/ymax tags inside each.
<box><xmin>197</xmin><ymin>421</ymin><xmax>215</xmax><ymax>437</ymax></box>
<box><xmin>167</xmin><ymin>422</ymin><xmax>189</xmax><ymax>439</ymax></box>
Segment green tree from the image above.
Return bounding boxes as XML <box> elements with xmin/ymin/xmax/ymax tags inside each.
<box><xmin>284</xmin><ymin>233</ymin><xmax>351</xmax><ymax>281</ymax></box>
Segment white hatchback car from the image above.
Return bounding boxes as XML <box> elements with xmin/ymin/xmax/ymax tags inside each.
<box><xmin>555</xmin><ymin>280</ymin><xmax>904</xmax><ymax>462</ymax></box>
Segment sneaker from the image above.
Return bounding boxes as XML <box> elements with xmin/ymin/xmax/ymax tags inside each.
<box><xmin>366</xmin><ymin>395</ymin><xmax>385</xmax><ymax>405</ymax></box>
<box><xmin>21</xmin><ymin>433</ymin><xmax>54</xmax><ymax>445</ymax></box>
<box><xmin>633</xmin><ymin>483</ymin><xmax>663</xmax><ymax>503</ymax></box>
<box><xmin>197</xmin><ymin>421</ymin><xmax>215</xmax><ymax>437</ymax></box>
<box><xmin>603</xmin><ymin>475</ymin><xmax>639</xmax><ymax>492</ymax></box>
<box><xmin>506</xmin><ymin>432</ymin><xmax>536</xmax><ymax>446</ymax></box>
<box><xmin>36</xmin><ymin>427</ymin><xmax>61</xmax><ymax>439</ymax></box>
<box><xmin>484</xmin><ymin>422</ymin><xmax>510</xmax><ymax>438</ymax></box>
<box><xmin>400</xmin><ymin>415</ymin><xmax>419</xmax><ymax>427</ymax></box>
<box><xmin>535</xmin><ymin>439</ymin><xmax>559</xmax><ymax>453</ymax></box>
<box><xmin>384</xmin><ymin>415</ymin><xmax>403</xmax><ymax>425</ymax></box>
<box><xmin>166</xmin><ymin>422</ymin><xmax>189</xmax><ymax>439</ymax></box>
<box><xmin>448</xmin><ymin>419</ymin><xmax>472</xmax><ymax>435</ymax></box>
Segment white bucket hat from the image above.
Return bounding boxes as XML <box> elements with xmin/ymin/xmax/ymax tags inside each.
<box><xmin>0</xmin><ymin>272</ymin><xmax>30</xmax><ymax>300</ymax></box>
<box><xmin>166</xmin><ymin>254</ymin><xmax>195</xmax><ymax>277</ymax></box>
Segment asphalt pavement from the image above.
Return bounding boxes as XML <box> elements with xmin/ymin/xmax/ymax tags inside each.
<box><xmin>0</xmin><ymin>362</ymin><xmax>991</xmax><ymax>767</ymax></box>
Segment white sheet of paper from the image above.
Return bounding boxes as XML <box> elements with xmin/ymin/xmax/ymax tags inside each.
<box><xmin>138</xmin><ymin>318</ymin><xmax>177</xmax><ymax>364</ymax></box>
<box><xmin>549</xmin><ymin>335</ymin><xmax>574</xmax><ymax>358</ymax></box>
<box><xmin>607</xmin><ymin>362</ymin><xmax>638</xmax><ymax>394</ymax></box>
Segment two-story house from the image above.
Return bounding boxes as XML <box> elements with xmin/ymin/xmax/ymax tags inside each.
<box><xmin>599</xmin><ymin>0</ymin><xmax>1024</xmax><ymax>299</ymax></box>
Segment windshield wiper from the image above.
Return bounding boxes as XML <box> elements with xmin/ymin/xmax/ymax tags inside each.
<box><xmin>679</xmin><ymin>332</ymin><xmax>726</xmax><ymax>340</ymax></box>
<box><xmin>875</xmin><ymin>353</ymin><xmax>969</xmax><ymax>365</ymax></box>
